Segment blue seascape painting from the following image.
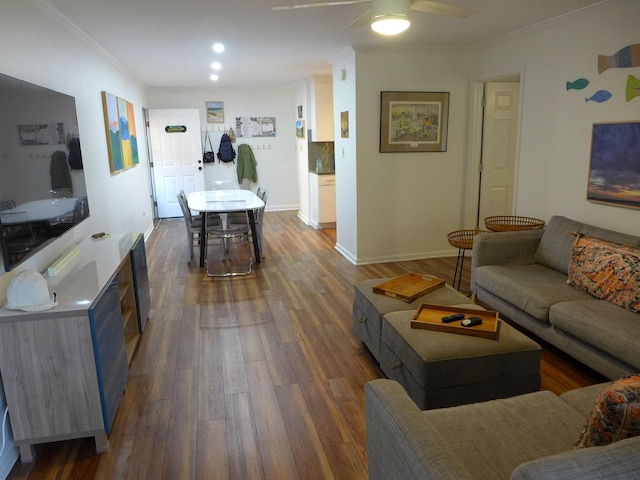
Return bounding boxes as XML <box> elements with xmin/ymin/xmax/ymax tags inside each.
<box><xmin>587</xmin><ymin>122</ymin><xmax>640</xmax><ymax>209</ymax></box>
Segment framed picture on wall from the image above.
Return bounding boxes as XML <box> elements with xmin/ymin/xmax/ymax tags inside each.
<box><xmin>206</xmin><ymin>101</ymin><xmax>225</xmax><ymax>124</ymax></box>
<box><xmin>587</xmin><ymin>121</ymin><xmax>640</xmax><ymax>210</ymax></box>
<box><xmin>379</xmin><ymin>91</ymin><xmax>449</xmax><ymax>153</ymax></box>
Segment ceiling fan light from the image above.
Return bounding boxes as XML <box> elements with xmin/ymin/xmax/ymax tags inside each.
<box><xmin>371</xmin><ymin>14</ymin><xmax>410</xmax><ymax>35</ymax></box>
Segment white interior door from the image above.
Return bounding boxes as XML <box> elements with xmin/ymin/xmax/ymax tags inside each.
<box><xmin>148</xmin><ymin>109</ymin><xmax>204</xmax><ymax>218</ymax></box>
<box><xmin>478</xmin><ymin>82</ymin><xmax>520</xmax><ymax>223</ymax></box>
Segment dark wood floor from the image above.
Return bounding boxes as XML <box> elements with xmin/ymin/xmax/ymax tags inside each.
<box><xmin>8</xmin><ymin>211</ymin><xmax>605</xmax><ymax>479</ymax></box>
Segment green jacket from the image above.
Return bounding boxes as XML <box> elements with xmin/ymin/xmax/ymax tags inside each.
<box><xmin>236</xmin><ymin>144</ymin><xmax>258</xmax><ymax>183</ymax></box>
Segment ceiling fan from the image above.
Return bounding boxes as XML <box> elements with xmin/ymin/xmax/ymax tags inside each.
<box><xmin>271</xmin><ymin>0</ymin><xmax>478</xmax><ymax>35</ymax></box>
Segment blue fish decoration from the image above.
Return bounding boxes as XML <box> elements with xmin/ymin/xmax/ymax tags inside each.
<box><xmin>566</xmin><ymin>78</ymin><xmax>589</xmax><ymax>90</ymax></box>
<box><xmin>585</xmin><ymin>90</ymin><xmax>612</xmax><ymax>103</ymax></box>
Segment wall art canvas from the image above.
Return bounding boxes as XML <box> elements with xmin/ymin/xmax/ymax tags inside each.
<box><xmin>206</xmin><ymin>101</ymin><xmax>225</xmax><ymax>124</ymax></box>
<box><xmin>380</xmin><ymin>91</ymin><xmax>449</xmax><ymax>153</ymax></box>
<box><xmin>341</xmin><ymin>111</ymin><xmax>349</xmax><ymax>138</ymax></box>
<box><xmin>587</xmin><ymin>121</ymin><xmax>640</xmax><ymax>209</ymax></box>
<box><xmin>296</xmin><ymin>120</ymin><xmax>305</xmax><ymax>139</ymax></box>
<box><xmin>101</xmin><ymin>91</ymin><xmax>139</xmax><ymax>174</ymax></box>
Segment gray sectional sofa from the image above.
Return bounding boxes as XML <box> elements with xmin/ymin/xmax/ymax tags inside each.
<box><xmin>365</xmin><ymin>378</ymin><xmax>640</xmax><ymax>480</ymax></box>
<box><xmin>471</xmin><ymin>215</ymin><xmax>640</xmax><ymax>380</ymax></box>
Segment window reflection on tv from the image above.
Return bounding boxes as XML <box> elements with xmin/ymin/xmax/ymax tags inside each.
<box><xmin>0</xmin><ymin>73</ymin><xmax>90</xmax><ymax>271</ymax></box>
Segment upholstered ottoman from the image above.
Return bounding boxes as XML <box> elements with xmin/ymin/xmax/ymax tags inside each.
<box><xmin>353</xmin><ymin>278</ymin><xmax>476</xmax><ymax>359</ymax></box>
<box><xmin>381</xmin><ymin>310</ymin><xmax>542</xmax><ymax>409</ymax></box>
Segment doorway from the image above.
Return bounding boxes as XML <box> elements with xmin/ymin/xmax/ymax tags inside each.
<box><xmin>147</xmin><ymin>109</ymin><xmax>205</xmax><ymax>218</ymax></box>
<box><xmin>475</xmin><ymin>76</ymin><xmax>521</xmax><ymax>227</ymax></box>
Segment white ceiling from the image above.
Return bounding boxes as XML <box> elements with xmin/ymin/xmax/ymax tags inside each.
<box><xmin>45</xmin><ymin>0</ymin><xmax>607</xmax><ymax>89</ymax></box>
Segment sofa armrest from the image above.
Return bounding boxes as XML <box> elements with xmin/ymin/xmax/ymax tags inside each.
<box><xmin>510</xmin><ymin>436</ymin><xmax>640</xmax><ymax>480</ymax></box>
<box><xmin>472</xmin><ymin>230</ymin><xmax>544</xmax><ymax>268</ymax></box>
<box><xmin>365</xmin><ymin>379</ymin><xmax>473</xmax><ymax>480</ymax></box>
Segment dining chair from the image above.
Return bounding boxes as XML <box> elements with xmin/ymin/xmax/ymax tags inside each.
<box><xmin>205</xmin><ymin>211</ymin><xmax>253</xmax><ymax>277</ymax></box>
<box><xmin>177</xmin><ymin>190</ymin><xmax>202</xmax><ymax>259</ymax></box>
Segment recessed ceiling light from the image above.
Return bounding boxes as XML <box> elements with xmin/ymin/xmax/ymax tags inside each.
<box><xmin>209</xmin><ymin>74</ymin><xmax>219</xmax><ymax>81</ymax></box>
<box><xmin>211</xmin><ymin>62</ymin><xmax>222</xmax><ymax>70</ymax></box>
<box><xmin>212</xmin><ymin>43</ymin><xmax>225</xmax><ymax>53</ymax></box>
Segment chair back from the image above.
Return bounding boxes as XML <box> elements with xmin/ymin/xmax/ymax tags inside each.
<box><xmin>177</xmin><ymin>191</ymin><xmax>193</xmax><ymax>222</ymax></box>
<box><xmin>72</xmin><ymin>196</ymin><xmax>89</xmax><ymax>223</ymax></box>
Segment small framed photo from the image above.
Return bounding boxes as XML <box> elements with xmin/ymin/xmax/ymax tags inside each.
<box><xmin>206</xmin><ymin>101</ymin><xmax>225</xmax><ymax>124</ymax></box>
<box><xmin>380</xmin><ymin>91</ymin><xmax>449</xmax><ymax>153</ymax></box>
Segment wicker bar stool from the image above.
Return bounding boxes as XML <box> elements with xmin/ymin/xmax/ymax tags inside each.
<box><xmin>447</xmin><ymin>230</ymin><xmax>490</xmax><ymax>291</ymax></box>
<box><xmin>484</xmin><ymin>215</ymin><xmax>545</xmax><ymax>232</ymax></box>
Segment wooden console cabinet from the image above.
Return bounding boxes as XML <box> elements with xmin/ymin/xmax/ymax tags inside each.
<box><xmin>0</xmin><ymin>233</ymin><xmax>150</xmax><ymax>463</ymax></box>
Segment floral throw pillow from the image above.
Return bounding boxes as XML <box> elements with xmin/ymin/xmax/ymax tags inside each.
<box><xmin>576</xmin><ymin>375</ymin><xmax>640</xmax><ymax>448</ymax></box>
<box><xmin>567</xmin><ymin>233</ymin><xmax>640</xmax><ymax>313</ymax></box>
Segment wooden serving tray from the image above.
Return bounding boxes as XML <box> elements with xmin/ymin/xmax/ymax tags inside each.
<box><xmin>373</xmin><ymin>273</ymin><xmax>445</xmax><ymax>303</ymax></box>
<box><xmin>411</xmin><ymin>303</ymin><xmax>500</xmax><ymax>340</ymax></box>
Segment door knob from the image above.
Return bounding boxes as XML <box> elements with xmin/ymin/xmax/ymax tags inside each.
<box><xmin>198</xmin><ymin>160</ymin><xmax>202</xmax><ymax>164</ymax></box>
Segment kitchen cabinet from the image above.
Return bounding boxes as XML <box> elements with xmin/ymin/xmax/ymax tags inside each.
<box><xmin>309</xmin><ymin>173</ymin><xmax>336</xmax><ymax>229</ymax></box>
<box><xmin>309</xmin><ymin>76</ymin><xmax>334</xmax><ymax>142</ymax></box>
<box><xmin>0</xmin><ymin>233</ymin><xmax>149</xmax><ymax>463</ymax></box>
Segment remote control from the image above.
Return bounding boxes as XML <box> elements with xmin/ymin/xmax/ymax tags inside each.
<box><xmin>461</xmin><ymin>317</ymin><xmax>483</xmax><ymax>327</ymax></box>
<box><xmin>441</xmin><ymin>313</ymin><xmax>465</xmax><ymax>323</ymax></box>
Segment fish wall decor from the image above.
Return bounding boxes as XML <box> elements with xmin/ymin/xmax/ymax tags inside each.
<box><xmin>598</xmin><ymin>44</ymin><xmax>640</xmax><ymax>74</ymax></box>
<box><xmin>585</xmin><ymin>90</ymin><xmax>612</xmax><ymax>103</ymax></box>
<box><xmin>627</xmin><ymin>75</ymin><xmax>640</xmax><ymax>102</ymax></box>
<box><xmin>566</xmin><ymin>78</ymin><xmax>590</xmax><ymax>90</ymax></box>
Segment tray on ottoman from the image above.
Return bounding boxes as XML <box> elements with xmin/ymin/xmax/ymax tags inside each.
<box><xmin>412</xmin><ymin>304</ymin><xmax>499</xmax><ymax>340</ymax></box>
<box><xmin>372</xmin><ymin>273</ymin><xmax>444</xmax><ymax>303</ymax></box>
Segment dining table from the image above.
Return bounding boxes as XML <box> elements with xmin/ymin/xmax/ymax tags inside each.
<box><xmin>187</xmin><ymin>189</ymin><xmax>265</xmax><ymax>269</ymax></box>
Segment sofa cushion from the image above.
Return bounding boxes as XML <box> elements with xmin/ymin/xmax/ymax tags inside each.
<box><xmin>575</xmin><ymin>375</ymin><xmax>640</xmax><ymax>448</ymax></box>
<box><xmin>511</xmin><ymin>436</ymin><xmax>640</xmax><ymax>480</ymax></box>
<box><xmin>534</xmin><ymin>216</ymin><xmax>585</xmax><ymax>274</ymax></box>
<box><xmin>549</xmin><ymin>300</ymin><xmax>640</xmax><ymax>369</ymax></box>
<box><xmin>567</xmin><ymin>234</ymin><xmax>640</xmax><ymax>313</ymax></box>
<box><xmin>561</xmin><ymin>382</ymin><xmax>613</xmax><ymax>418</ymax></box>
<box><xmin>473</xmin><ymin>264</ymin><xmax>591</xmax><ymax>322</ymax></box>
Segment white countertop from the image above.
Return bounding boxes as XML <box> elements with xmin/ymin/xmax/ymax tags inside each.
<box><xmin>0</xmin><ymin>233</ymin><xmax>138</xmax><ymax>321</ymax></box>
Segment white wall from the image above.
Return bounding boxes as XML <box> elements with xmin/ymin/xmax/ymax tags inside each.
<box><xmin>0</xmin><ymin>0</ymin><xmax>154</xmax><ymax>292</ymax></box>
<box><xmin>146</xmin><ymin>87</ymin><xmax>298</xmax><ymax>211</ymax></box>
<box><xmin>336</xmin><ymin>46</ymin><xmax>472</xmax><ymax>264</ymax></box>
<box><xmin>471</xmin><ymin>0</ymin><xmax>640</xmax><ymax>236</ymax></box>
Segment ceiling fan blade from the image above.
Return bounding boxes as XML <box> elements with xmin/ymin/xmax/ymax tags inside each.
<box><xmin>271</xmin><ymin>0</ymin><xmax>370</xmax><ymax>11</ymax></box>
<box><xmin>409</xmin><ymin>0</ymin><xmax>478</xmax><ymax>18</ymax></box>
<box><xmin>348</xmin><ymin>8</ymin><xmax>372</xmax><ymax>27</ymax></box>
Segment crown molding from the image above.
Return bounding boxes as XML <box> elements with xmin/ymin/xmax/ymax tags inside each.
<box><xmin>476</xmin><ymin>0</ymin><xmax>630</xmax><ymax>50</ymax></box>
<box><xmin>27</xmin><ymin>0</ymin><xmax>131</xmax><ymax>77</ymax></box>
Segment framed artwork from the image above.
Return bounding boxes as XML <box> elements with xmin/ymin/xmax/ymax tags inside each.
<box><xmin>296</xmin><ymin>120</ymin><xmax>305</xmax><ymax>139</ymax></box>
<box><xmin>587</xmin><ymin>121</ymin><xmax>640</xmax><ymax>210</ymax></box>
<box><xmin>206</xmin><ymin>101</ymin><xmax>225</xmax><ymax>124</ymax></box>
<box><xmin>341</xmin><ymin>111</ymin><xmax>349</xmax><ymax>138</ymax></box>
<box><xmin>297</xmin><ymin>105</ymin><xmax>303</xmax><ymax>119</ymax></box>
<box><xmin>379</xmin><ymin>91</ymin><xmax>449</xmax><ymax>153</ymax></box>
<box><xmin>101</xmin><ymin>91</ymin><xmax>139</xmax><ymax>174</ymax></box>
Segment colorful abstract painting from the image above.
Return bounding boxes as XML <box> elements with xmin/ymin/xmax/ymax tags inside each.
<box><xmin>101</xmin><ymin>91</ymin><xmax>139</xmax><ymax>174</ymax></box>
<box><xmin>587</xmin><ymin>122</ymin><xmax>640</xmax><ymax>209</ymax></box>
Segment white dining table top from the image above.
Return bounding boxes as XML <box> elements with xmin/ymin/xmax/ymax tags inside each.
<box><xmin>187</xmin><ymin>189</ymin><xmax>264</xmax><ymax>213</ymax></box>
<box><xmin>0</xmin><ymin>198</ymin><xmax>76</xmax><ymax>224</ymax></box>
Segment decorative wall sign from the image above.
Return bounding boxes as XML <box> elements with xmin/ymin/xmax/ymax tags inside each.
<box><xmin>379</xmin><ymin>91</ymin><xmax>449</xmax><ymax>153</ymax></box>
<box><xmin>598</xmin><ymin>44</ymin><xmax>640</xmax><ymax>74</ymax></box>
<box><xmin>585</xmin><ymin>90</ymin><xmax>612</xmax><ymax>103</ymax></box>
<box><xmin>17</xmin><ymin>123</ymin><xmax>64</xmax><ymax>145</ymax></box>
<box><xmin>206</xmin><ymin>101</ymin><xmax>224</xmax><ymax>124</ymax></box>
<box><xmin>235</xmin><ymin>116</ymin><xmax>276</xmax><ymax>137</ymax></box>
<box><xmin>566</xmin><ymin>78</ymin><xmax>589</xmax><ymax>90</ymax></box>
<box><xmin>296</xmin><ymin>120</ymin><xmax>305</xmax><ymax>139</ymax></box>
<box><xmin>101</xmin><ymin>91</ymin><xmax>140</xmax><ymax>174</ymax></box>
<box><xmin>587</xmin><ymin>121</ymin><xmax>640</xmax><ymax>210</ymax></box>
<box><xmin>627</xmin><ymin>75</ymin><xmax>640</xmax><ymax>102</ymax></box>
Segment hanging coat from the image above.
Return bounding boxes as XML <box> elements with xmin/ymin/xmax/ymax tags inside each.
<box><xmin>236</xmin><ymin>144</ymin><xmax>258</xmax><ymax>184</ymax></box>
<box><xmin>50</xmin><ymin>150</ymin><xmax>72</xmax><ymax>191</ymax></box>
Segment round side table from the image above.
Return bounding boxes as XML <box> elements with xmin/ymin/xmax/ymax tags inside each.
<box><xmin>447</xmin><ymin>230</ymin><xmax>490</xmax><ymax>291</ymax></box>
<box><xmin>484</xmin><ymin>215</ymin><xmax>545</xmax><ymax>232</ymax></box>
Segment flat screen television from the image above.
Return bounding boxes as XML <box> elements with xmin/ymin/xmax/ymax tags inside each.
<box><xmin>0</xmin><ymin>73</ymin><xmax>90</xmax><ymax>271</ymax></box>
